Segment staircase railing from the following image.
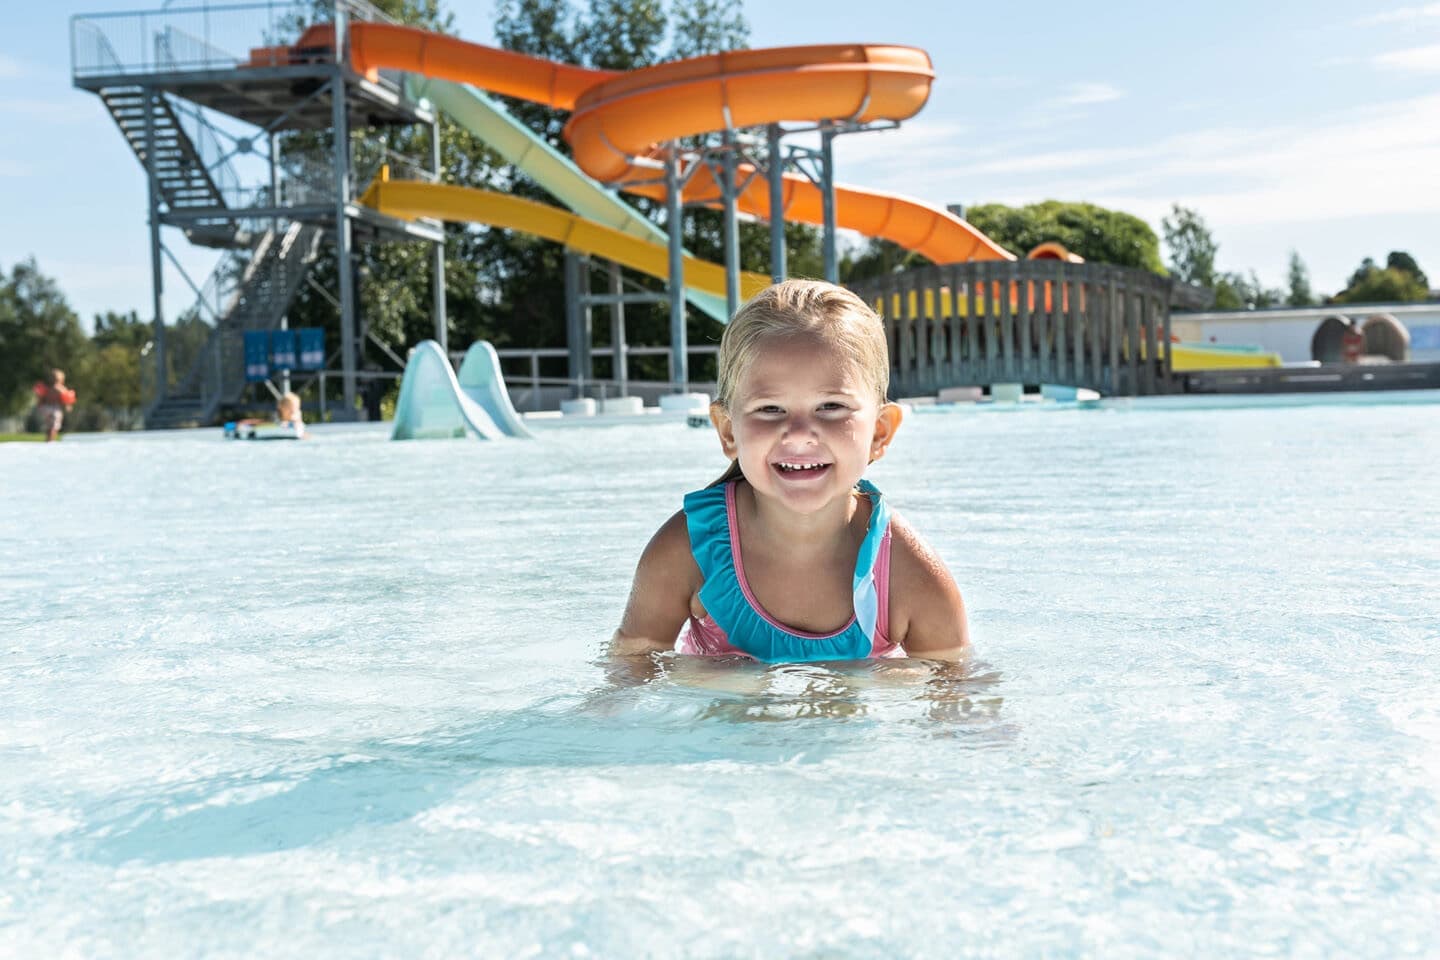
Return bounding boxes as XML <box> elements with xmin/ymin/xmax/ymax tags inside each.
<box><xmin>144</xmin><ymin>217</ymin><xmax>321</xmax><ymax>420</ymax></box>
<box><xmin>198</xmin><ymin>221</ymin><xmax>324</xmax><ymax>419</ymax></box>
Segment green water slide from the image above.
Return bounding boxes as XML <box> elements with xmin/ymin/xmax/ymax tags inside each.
<box><xmin>405</xmin><ymin>76</ymin><xmax>731</xmax><ymax>323</ymax></box>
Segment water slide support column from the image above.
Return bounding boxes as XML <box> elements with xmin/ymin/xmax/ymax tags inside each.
<box><xmin>564</xmin><ymin>252</ymin><xmax>594</xmax><ymax>397</ymax></box>
<box><xmin>767</xmin><ymin>124</ymin><xmax>786</xmax><ymax>284</ymax></box>
<box><xmin>143</xmin><ymin>86</ymin><xmax>166</xmax><ymax>403</ymax></box>
<box><xmin>270</xmin><ymin>139</ymin><xmax>290</xmax><ymax>396</ymax></box>
<box><xmin>664</xmin><ymin>145</ymin><xmax>687</xmax><ymax>392</ymax></box>
<box><xmin>331</xmin><ymin>3</ymin><xmax>358</xmax><ymax>418</ymax></box>
<box><xmin>429</xmin><ymin>117</ymin><xmax>448</xmax><ymax>353</ymax></box>
<box><xmin>721</xmin><ymin>129</ymin><xmax>741</xmax><ymax>320</ymax></box>
<box><xmin>565</xmin><ymin>251</ymin><xmax>581</xmax><ymax>396</ymax></box>
<box><xmin>608</xmin><ymin>261</ymin><xmax>628</xmax><ymax>398</ymax></box>
<box><xmin>821</xmin><ymin>123</ymin><xmax>838</xmax><ymax>284</ymax></box>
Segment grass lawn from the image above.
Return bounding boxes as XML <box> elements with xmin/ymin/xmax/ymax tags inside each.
<box><xmin>0</xmin><ymin>433</ymin><xmax>45</xmax><ymax>443</ymax></box>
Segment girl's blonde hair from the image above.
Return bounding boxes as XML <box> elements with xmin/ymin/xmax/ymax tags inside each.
<box><xmin>709</xmin><ymin>280</ymin><xmax>891</xmax><ymax>485</ymax></box>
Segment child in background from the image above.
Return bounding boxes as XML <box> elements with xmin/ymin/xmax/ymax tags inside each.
<box><xmin>275</xmin><ymin>391</ymin><xmax>305</xmax><ymax>437</ymax></box>
<box><xmin>231</xmin><ymin>391</ymin><xmax>306</xmax><ymax>439</ymax></box>
<box><xmin>612</xmin><ymin>280</ymin><xmax>969</xmax><ymax>663</ymax></box>
<box><xmin>33</xmin><ymin>369</ymin><xmax>76</xmax><ymax>442</ymax></box>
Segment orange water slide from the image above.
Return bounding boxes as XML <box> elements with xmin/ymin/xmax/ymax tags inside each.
<box><xmin>288</xmin><ymin>23</ymin><xmax>1013</xmax><ymax>264</ymax></box>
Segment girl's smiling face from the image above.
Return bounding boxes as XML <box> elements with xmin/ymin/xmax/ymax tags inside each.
<box><xmin>711</xmin><ymin>334</ymin><xmax>902</xmax><ymax>514</ymax></box>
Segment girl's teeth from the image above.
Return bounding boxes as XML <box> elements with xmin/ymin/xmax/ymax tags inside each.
<box><xmin>779</xmin><ymin>463</ymin><xmax>825</xmax><ymax>472</ymax></box>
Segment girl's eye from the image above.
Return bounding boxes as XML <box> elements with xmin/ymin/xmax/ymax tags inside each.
<box><xmin>819</xmin><ymin>402</ymin><xmax>848</xmax><ymax>412</ymax></box>
<box><xmin>754</xmin><ymin>405</ymin><xmax>783</xmax><ymax>415</ymax></box>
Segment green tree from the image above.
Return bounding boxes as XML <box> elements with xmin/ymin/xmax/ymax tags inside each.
<box><xmin>840</xmin><ymin>238</ymin><xmax>929</xmax><ymax>284</ymax></box>
<box><xmin>1332</xmin><ymin>266</ymin><xmax>1429</xmax><ymax>304</ymax></box>
<box><xmin>966</xmin><ymin>200</ymin><xmax>1165</xmax><ymax>273</ymax></box>
<box><xmin>80</xmin><ymin>310</ymin><xmax>150</xmax><ymax>418</ymax></box>
<box><xmin>92</xmin><ymin>310</ymin><xmax>151</xmax><ymax>351</ymax></box>
<box><xmin>1160</xmin><ymin>204</ymin><xmax>1216</xmax><ymax>287</ymax></box>
<box><xmin>1285</xmin><ymin>250</ymin><xmax>1314</xmax><ymax>307</ymax></box>
<box><xmin>1385</xmin><ymin>251</ymin><xmax>1429</xmax><ymax>290</ymax></box>
<box><xmin>578</xmin><ymin>0</ymin><xmax>667</xmax><ymax>69</ymax></box>
<box><xmin>669</xmin><ymin>0</ymin><xmax>748</xmax><ymax>58</ymax></box>
<box><xmin>1332</xmin><ymin>252</ymin><xmax>1430</xmax><ymax>304</ymax></box>
<box><xmin>0</xmin><ymin>259</ymin><xmax>88</xmax><ymax>416</ymax></box>
<box><xmin>1213</xmin><ymin>270</ymin><xmax>1283</xmax><ymax>311</ymax></box>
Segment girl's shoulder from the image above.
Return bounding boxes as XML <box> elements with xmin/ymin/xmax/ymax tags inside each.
<box><xmin>886</xmin><ymin>512</ymin><xmax>952</xmax><ymax>585</ymax></box>
<box><xmin>884</xmin><ymin>512</ymin><xmax>969</xmax><ymax>658</ymax></box>
<box><xmin>638</xmin><ymin>509</ymin><xmax>703</xmax><ymax>584</ymax></box>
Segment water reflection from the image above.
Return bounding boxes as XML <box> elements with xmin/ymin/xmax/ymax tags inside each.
<box><xmin>599</xmin><ymin>652</ymin><xmax>1005</xmax><ymax>726</ymax></box>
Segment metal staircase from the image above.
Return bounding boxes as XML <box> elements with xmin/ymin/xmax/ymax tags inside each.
<box><xmin>97</xmin><ymin>87</ymin><xmax>243</xmax><ymax>249</ymax></box>
<box><xmin>146</xmin><ymin>221</ymin><xmax>324</xmax><ymax>429</ymax></box>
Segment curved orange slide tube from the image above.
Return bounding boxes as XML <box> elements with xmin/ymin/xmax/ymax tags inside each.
<box><xmin>288</xmin><ymin>23</ymin><xmax>1013</xmax><ymax>264</ymax></box>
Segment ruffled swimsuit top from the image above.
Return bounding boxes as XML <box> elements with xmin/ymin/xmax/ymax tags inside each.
<box><xmin>674</xmin><ymin>478</ymin><xmax>904</xmax><ymax>663</ymax></box>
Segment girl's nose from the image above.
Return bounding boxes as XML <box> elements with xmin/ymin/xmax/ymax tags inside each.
<box><xmin>781</xmin><ymin>413</ymin><xmax>818</xmax><ymax>440</ymax></box>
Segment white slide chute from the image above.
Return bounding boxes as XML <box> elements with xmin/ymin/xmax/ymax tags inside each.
<box><xmin>391</xmin><ymin>339</ymin><xmax>532</xmax><ymax>440</ymax></box>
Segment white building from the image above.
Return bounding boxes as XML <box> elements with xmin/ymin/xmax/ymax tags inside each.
<box><xmin>1172</xmin><ymin>303</ymin><xmax>1440</xmax><ymax>364</ymax></box>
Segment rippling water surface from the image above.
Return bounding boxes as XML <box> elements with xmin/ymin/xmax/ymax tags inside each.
<box><xmin>4</xmin><ymin>396</ymin><xmax>1440</xmax><ymax>956</ymax></box>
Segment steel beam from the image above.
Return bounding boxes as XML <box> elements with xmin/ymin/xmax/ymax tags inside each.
<box><xmin>821</xmin><ymin>124</ymin><xmax>838</xmax><ymax>283</ymax></box>
<box><xmin>664</xmin><ymin>145</ymin><xmax>688</xmax><ymax>392</ymax></box>
<box><xmin>331</xmin><ymin>7</ymin><xmax>357</xmax><ymax>417</ymax></box>
<box><xmin>721</xmin><ymin>129</ymin><xmax>740</xmax><ymax>319</ymax></box>
<box><xmin>430</xmin><ymin>118</ymin><xmax>447</xmax><ymax>352</ymax></box>
<box><xmin>608</xmin><ymin>261</ymin><xmax>628</xmax><ymax>397</ymax></box>
<box><xmin>767</xmin><ymin>124</ymin><xmax>786</xmax><ymax>284</ymax></box>
<box><xmin>143</xmin><ymin>86</ymin><xmax>166</xmax><ymax>401</ymax></box>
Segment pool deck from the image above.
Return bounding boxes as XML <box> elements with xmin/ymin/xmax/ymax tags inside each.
<box><xmin>1181</xmin><ymin>361</ymin><xmax>1440</xmax><ymax>395</ymax></box>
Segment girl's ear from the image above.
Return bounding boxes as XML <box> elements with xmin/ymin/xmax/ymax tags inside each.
<box><xmin>869</xmin><ymin>402</ymin><xmax>904</xmax><ymax>462</ymax></box>
<box><xmin>710</xmin><ymin>402</ymin><xmax>738</xmax><ymax>460</ymax></box>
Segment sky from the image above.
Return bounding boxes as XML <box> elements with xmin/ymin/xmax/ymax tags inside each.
<box><xmin>2</xmin><ymin>0</ymin><xmax>1438</xmax><ymax>327</ymax></box>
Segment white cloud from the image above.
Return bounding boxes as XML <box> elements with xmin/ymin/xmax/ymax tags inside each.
<box><xmin>1372</xmin><ymin>43</ymin><xmax>1440</xmax><ymax>72</ymax></box>
<box><xmin>1355</xmin><ymin>3</ymin><xmax>1440</xmax><ymax>26</ymax></box>
<box><xmin>836</xmin><ymin>92</ymin><xmax>1440</xmax><ymax>234</ymax></box>
<box><xmin>0</xmin><ymin>55</ymin><xmax>22</xmax><ymax>78</ymax></box>
<box><xmin>1048</xmin><ymin>83</ymin><xmax>1125</xmax><ymax>107</ymax></box>
<box><xmin>0</xmin><ymin>160</ymin><xmax>27</xmax><ymax>177</ymax></box>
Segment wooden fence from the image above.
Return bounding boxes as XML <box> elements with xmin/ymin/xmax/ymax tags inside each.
<box><xmin>849</xmin><ymin>261</ymin><xmax>1178</xmax><ymax>397</ymax></box>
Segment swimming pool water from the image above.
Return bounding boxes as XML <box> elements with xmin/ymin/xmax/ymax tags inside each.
<box><xmin>3</xmin><ymin>397</ymin><xmax>1439</xmax><ymax>956</ymax></box>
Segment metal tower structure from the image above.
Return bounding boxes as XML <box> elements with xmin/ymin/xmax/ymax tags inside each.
<box><xmin>71</xmin><ymin>0</ymin><xmax>445</xmax><ymax>426</ymax></box>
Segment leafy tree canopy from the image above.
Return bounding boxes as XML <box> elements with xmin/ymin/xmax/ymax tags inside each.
<box><xmin>1161</xmin><ymin>204</ymin><xmax>1217</xmax><ymax>287</ymax></box>
<box><xmin>0</xmin><ymin>259</ymin><xmax>88</xmax><ymax>416</ymax></box>
<box><xmin>1332</xmin><ymin>252</ymin><xmax>1430</xmax><ymax>304</ymax></box>
<box><xmin>1213</xmin><ymin>270</ymin><xmax>1283</xmax><ymax>311</ymax></box>
<box><xmin>1285</xmin><ymin>250</ymin><xmax>1315</xmax><ymax>307</ymax></box>
<box><xmin>967</xmin><ymin>200</ymin><xmax>1165</xmax><ymax>274</ymax></box>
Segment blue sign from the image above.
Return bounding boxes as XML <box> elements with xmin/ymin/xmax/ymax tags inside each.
<box><xmin>298</xmin><ymin>328</ymin><xmax>325</xmax><ymax>370</ymax></box>
<box><xmin>243</xmin><ymin>331</ymin><xmax>270</xmax><ymax>382</ymax></box>
<box><xmin>270</xmin><ymin>329</ymin><xmax>297</xmax><ymax>370</ymax></box>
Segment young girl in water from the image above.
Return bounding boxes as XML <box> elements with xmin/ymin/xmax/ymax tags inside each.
<box><xmin>612</xmin><ymin>280</ymin><xmax>969</xmax><ymax>663</ymax></box>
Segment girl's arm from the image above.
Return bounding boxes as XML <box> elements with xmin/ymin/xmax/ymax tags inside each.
<box><xmin>888</xmin><ymin>517</ymin><xmax>971</xmax><ymax>662</ymax></box>
<box><xmin>609</xmin><ymin>510</ymin><xmax>700</xmax><ymax>656</ymax></box>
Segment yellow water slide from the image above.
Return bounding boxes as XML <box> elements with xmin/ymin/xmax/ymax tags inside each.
<box><xmin>361</xmin><ymin>170</ymin><xmax>770</xmax><ymax>300</ymax></box>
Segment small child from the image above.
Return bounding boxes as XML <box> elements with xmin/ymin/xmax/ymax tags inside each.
<box><xmin>232</xmin><ymin>391</ymin><xmax>306</xmax><ymax>439</ymax></box>
<box><xmin>275</xmin><ymin>391</ymin><xmax>305</xmax><ymax>437</ymax></box>
<box><xmin>33</xmin><ymin>369</ymin><xmax>76</xmax><ymax>442</ymax></box>
<box><xmin>612</xmin><ymin>280</ymin><xmax>969</xmax><ymax>663</ymax></box>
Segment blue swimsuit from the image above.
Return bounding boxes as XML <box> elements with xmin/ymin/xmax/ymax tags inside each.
<box><xmin>674</xmin><ymin>479</ymin><xmax>902</xmax><ymax>663</ymax></box>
